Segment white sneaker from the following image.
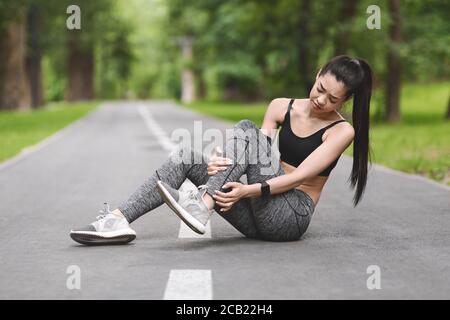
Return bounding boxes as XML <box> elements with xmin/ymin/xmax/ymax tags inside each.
<box><xmin>156</xmin><ymin>181</ymin><xmax>212</xmax><ymax>234</ymax></box>
<box><xmin>70</xmin><ymin>203</ymin><xmax>136</xmax><ymax>245</ymax></box>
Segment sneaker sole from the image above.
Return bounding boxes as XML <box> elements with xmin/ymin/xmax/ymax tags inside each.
<box><xmin>69</xmin><ymin>230</ymin><xmax>136</xmax><ymax>246</ymax></box>
<box><xmin>156</xmin><ymin>181</ymin><xmax>206</xmax><ymax>234</ymax></box>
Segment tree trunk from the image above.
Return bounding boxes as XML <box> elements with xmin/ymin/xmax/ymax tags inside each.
<box><xmin>197</xmin><ymin>72</ymin><xmax>206</xmax><ymax>100</ymax></box>
<box><xmin>446</xmin><ymin>95</ymin><xmax>450</xmax><ymax>119</ymax></box>
<box><xmin>334</xmin><ymin>0</ymin><xmax>359</xmax><ymax>56</ymax></box>
<box><xmin>66</xmin><ymin>33</ymin><xmax>94</xmax><ymax>101</ymax></box>
<box><xmin>179</xmin><ymin>37</ymin><xmax>196</xmax><ymax>103</ymax></box>
<box><xmin>297</xmin><ymin>0</ymin><xmax>313</xmax><ymax>94</ymax></box>
<box><xmin>0</xmin><ymin>12</ymin><xmax>31</xmax><ymax>110</ymax></box>
<box><xmin>26</xmin><ymin>4</ymin><xmax>44</xmax><ymax>108</ymax></box>
<box><xmin>385</xmin><ymin>0</ymin><xmax>402</xmax><ymax>122</ymax></box>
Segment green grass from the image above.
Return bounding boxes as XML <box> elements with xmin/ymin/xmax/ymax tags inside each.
<box><xmin>365</xmin><ymin>82</ymin><xmax>450</xmax><ymax>184</ymax></box>
<box><xmin>181</xmin><ymin>82</ymin><xmax>450</xmax><ymax>185</ymax></box>
<box><xmin>0</xmin><ymin>101</ymin><xmax>99</xmax><ymax>163</ymax></box>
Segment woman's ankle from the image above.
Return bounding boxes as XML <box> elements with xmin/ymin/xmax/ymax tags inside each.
<box><xmin>112</xmin><ymin>209</ymin><xmax>126</xmax><ymax>219</ymax></box>
<box><xmin>202</xmin><ymin>193</ymin><xmax>215</xmax><ymax>210</ymax></box>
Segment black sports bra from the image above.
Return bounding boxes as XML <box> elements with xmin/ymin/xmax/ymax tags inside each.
<box><xmin>278</xmin><ymin>99</ymin><xmax>346</xmax><ymax>176</ymax></box>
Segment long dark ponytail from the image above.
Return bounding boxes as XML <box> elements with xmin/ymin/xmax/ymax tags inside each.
<box><xmin>319</xmin><ymin>55</ymin><xmax>373</xmax><ymax>207</ymax></box>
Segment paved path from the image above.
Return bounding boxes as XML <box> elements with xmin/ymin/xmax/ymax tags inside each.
<box><xmin>0</xmin><ymin>101</ymin><xmax>448</xmax><ymax>299</ymax></box>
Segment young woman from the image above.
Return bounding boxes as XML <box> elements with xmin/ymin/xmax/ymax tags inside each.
<box><xmin>70</xmin><ymin>55</ymin><xmax>373</xmax><ymax>245</ymax></box>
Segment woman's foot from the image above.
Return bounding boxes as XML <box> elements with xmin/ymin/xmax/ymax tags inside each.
<box><xmin>156</xmin><ymin>181</ymin><xmax>212</xmax><ymax>234</ymax></box>
<box><xmin>69</xmin><ymin>203</ymin><xmax>136</xmax><ymax>245</ymax></box>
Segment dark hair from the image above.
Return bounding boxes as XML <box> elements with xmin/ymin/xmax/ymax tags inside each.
<box><xmin>318</xmin><ymin>55</ymin><xmax>373</xmax><ymax>207</ymax></box>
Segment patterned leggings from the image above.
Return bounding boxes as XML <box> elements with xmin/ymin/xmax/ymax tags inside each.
<box><xmin>118</xmin><ymin>120</ymin><xmax>315</xmax><ymax>242</ymax></box>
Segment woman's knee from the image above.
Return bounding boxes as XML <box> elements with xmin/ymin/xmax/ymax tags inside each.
<box><xmin>235</xmin><ymin>119</ymin><xmax>257</xmax><ymax>130</ymax></box>
<box><xmin>232</xmin><ymin>120</ymin><xmax>259</xmax><ymax>143</ymax></box>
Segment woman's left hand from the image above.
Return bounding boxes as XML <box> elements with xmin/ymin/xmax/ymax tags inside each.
<box><xmin>212</xmin><ymin>182</ymin><xmax>248</xmax><ymax>212</ymax></box>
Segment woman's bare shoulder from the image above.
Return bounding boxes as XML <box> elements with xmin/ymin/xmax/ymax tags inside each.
<box><xmin>322</xmin><ymin>117</ymin><xmax>355</xmax><ymax>141</ymax></box>
<box><xmin>271</xmin><ymin>97</ymin><xmax>292</xmax><ymax>108</ymax></box>
<box><xmin>268</xmin><ymin>98</ymin><xmax>291</xmax><ymax>123</ymax></box>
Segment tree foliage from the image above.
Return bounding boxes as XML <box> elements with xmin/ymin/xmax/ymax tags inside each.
<box><xmin>0</xmin><ymin>0</ymin><xmax>448</xmax><ymax>105</ymax></box>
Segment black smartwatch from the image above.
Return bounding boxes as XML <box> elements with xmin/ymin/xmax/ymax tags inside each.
<box><xmin>260</xmin><ymin>181</ymin><xmax>271</xmax><ymax>198</ymax></box>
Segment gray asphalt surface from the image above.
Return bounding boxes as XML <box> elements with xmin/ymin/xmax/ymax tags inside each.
<box><xmin>0</xmin><ymin>101</ymin><xmax>449</xmax><ymax>299</ymax></box>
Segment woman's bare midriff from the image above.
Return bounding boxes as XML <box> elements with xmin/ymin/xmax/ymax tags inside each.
<box><xmin>280</xmin><ymin>160</ymin><xmax>327</xmax><ymax>206</ymax></box>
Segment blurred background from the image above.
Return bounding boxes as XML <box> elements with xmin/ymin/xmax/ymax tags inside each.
<box><xmin>0</xmin><ymin>0</ymin><xmax>449</xmax><ymax>184</ymax></box>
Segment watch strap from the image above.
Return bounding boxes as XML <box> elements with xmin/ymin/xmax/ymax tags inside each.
<box><xmin>260</xmin><ymin>181</ymin><xmax>270</xmax><ymax>198</ymax></box>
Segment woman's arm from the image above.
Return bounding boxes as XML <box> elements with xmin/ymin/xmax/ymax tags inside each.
<box><xmin>245</xmin><ymin>124</ymin><xmax>355</xmax><ymax>197</ymax></box>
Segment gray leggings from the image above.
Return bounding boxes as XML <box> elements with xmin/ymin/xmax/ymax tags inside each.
<box><xmin>118</xmin><ymin>119</ymin><xmax>315</xmax><ymax>242</ymax></box>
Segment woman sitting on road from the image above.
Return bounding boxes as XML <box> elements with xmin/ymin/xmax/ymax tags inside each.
<box><xmin>70</xmin><ymin>55</ymin><xmax>373</xmax><ymax>245</ymax></box>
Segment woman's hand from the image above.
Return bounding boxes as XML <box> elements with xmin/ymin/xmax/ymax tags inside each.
<box><xmin>212</xmin><ymin>182</ymin><xmax>248</xmax><ymax>212</ymax></box>
<box><xmin>207</xmin><ymin>146</ymin><xmax>233</xmax><ymax>176</ymax></box>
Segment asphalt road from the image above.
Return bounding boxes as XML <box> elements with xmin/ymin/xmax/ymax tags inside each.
<box><xmin>0</xmin><ymin>101</ymin><xmax>448</xmax><ymax>299</ymax></box>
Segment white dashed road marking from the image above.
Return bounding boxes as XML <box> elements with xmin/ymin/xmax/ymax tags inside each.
<box><xmin>138</xmin><ymin>104</ymin><xmax>213</xmax><ymax>300</ymax></box>
<box><xmin>163</xmin><ymin>270</ymin><xmax>213</xmax><ymax>300</ymax></box>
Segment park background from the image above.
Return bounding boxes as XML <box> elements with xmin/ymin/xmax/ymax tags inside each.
<box><xmin>0</xmin><ymin>0</ymin><xmax>449</xmax><ymax>185</ymax></box>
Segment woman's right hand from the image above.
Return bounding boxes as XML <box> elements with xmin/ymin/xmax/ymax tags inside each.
<box><xmin>207</xmin><ymin>146</ymin><xmax>233</xmax><ymax>176</ymax></box>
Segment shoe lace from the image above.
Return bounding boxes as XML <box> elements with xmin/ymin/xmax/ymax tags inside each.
<box><xmin>187</xmin><ymin>185</ymin><xmax>212</xmax><ymax>213</ymax></box>
<box><xmin>96</xmin><ymin>202</ymin><xmax>113</xmax><ymax>220</ymax></box>
<box><xmin>188</xmin><ymin>185</ymin><xmax>209</xmax><ymax>199</ymax></box>
<box><xmin>188</xmin><ymin>190</ymin><xmax>197</xmax><ymax>200</ymax></box>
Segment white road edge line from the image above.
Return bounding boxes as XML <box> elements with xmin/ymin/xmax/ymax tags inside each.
<box><xmin>163</xmin><ymin>270</ymin><xmax>213</xmax><ymax>300</ymax></box>
<box><xmin>137</xmin><ymin>104</ymin><xmax>176</xmax><ymax>151</ymax></box>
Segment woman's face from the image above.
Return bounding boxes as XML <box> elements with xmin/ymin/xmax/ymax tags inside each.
<box><xmin>309</xmin><ymin>72</ymin><xmax>349</xmax><ymax>113</ymax></box>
